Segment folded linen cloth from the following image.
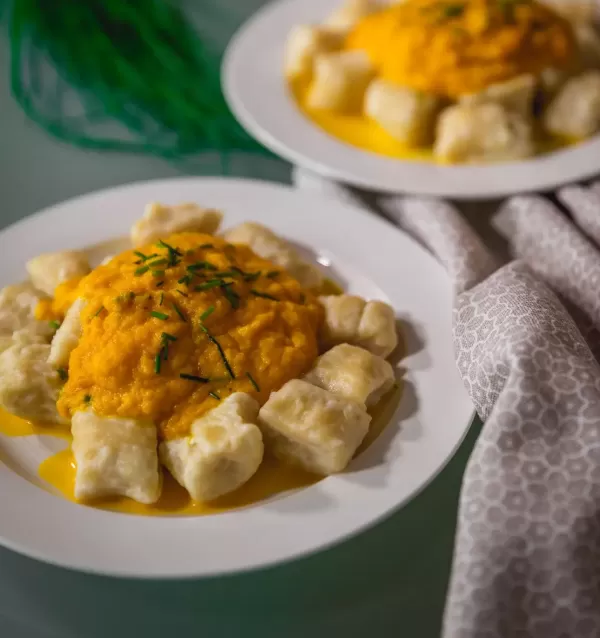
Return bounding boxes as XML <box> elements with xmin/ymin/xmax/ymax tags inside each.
<box><xmin>293</xmin><ymin>167</ymin><xmax>600</xmax><ymax>638</ymax></box>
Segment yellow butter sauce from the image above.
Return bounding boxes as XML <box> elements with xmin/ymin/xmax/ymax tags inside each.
<box><xmin>1</xmin><ymin>382</ymin><xmax>402</xmax><ymax>517</ymax></box>
<box><xmin>0</xmin><ymin>408</ymin><xmax>70</xmax><ymax>440</ymax></box>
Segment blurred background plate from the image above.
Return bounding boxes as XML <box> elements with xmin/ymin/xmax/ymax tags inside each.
<box><xmin>223</xmin><ymin>0</ymin><xmax>600</xmax><ymax>199</ymax></box>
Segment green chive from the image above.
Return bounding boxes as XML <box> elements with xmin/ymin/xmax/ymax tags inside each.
<box><xmin>151</xmin><ymin>269</ymin><xmax>166</xmax><ymax>277</ymax></box>
<box><xmin>194</xmin><ymin>280</ymin><xmax>223</xmax><ymax>292</ymax></box>
<box><xmin>171</xmin><ymin>302</ymin><xmax>186</xmax><ymax>322</ymax></box>
<box><xmin>176</xmin><ymin>289</ymin><xmax>188</xmax><ymax>297</ymax></box>
<box><xmin>84</xmin><ymin>394</ymin><xmax>92</xmax><ymax>404</ymax></box>
<box><xmin>155</xmin><ymin>281</ymin><xmax>165</xmax><ymax>287</ymax></box>
<box><xmin>209</xmin><ymin>391</ymin><xmax>221</xmax><ymax>400</ymax></box>
<box><xmin>157</xmin><ymin>240</ymin><xmax>182</xmax><ymax>256</ymax></box>
<box><xmin>161</xmin><ymin>332</ymin><xmax>177</xmax><ymax>342</ymax></box>
<box><xmin>443</xmin><ymin>4</ymin><xmax>465</xmax><ymax>17</ymax></box>
<box><xmin>178</xmin><ymin>275</ymin><xmax>193</xmax><ymax>285</ymax></box>
<box><xmin>187</xmin><ymin>261</ymin><xmax>217</xmax><ymax>272</ymax></box>
<box><xmin>134</xmin><ymin>251</ymin><xmax>147</xmax><ymax>261</ymax></box>
<box><xmin>49</xmin><ymin>320</ymin><xmax>61</xmax><ymax>330</ymax></box>
<box><xmin>250</xmin><ymin>289</ymin><xmax>278</xmax><ymax>301</ymax></box>
<box><xmin>134</xmin><ymin>265</ymin><xmax>149</xmax><ymax>276</ymax></box>
<box><xmin>243</xmin><ymin>271</ymin><xmax>261</xmax><ymax>282</ymax></box>
<box><xmin>159</xmin><ymin>293</ymin><xmax>164</xmax><ymax>306</ymax></box>
<box><xmin>200</xmin><ymin>243</ymin><xmax>214</xmax><ymax>249</ymax></box>
<box><xmin>207</xmin><ymin>333</ymin><xmax>235</xmax><ymax>379</ymax></box>
<box><xmin>57</xmin><ymin>368</ymin><xmax>68</xmax><ymax>381</ymax></box>
<box><xmin>179</xmin><ymin>373</ymin><xmax>210</xmax><ymax>383</ymax></box>
<box><xmin>246</xmin><ymin>372</ymin><xmax>260</xmax><ymax>392</ymax></box>
<box><xmin>147</xmin><ymin>258</ymin><xmax>168</xmax><ymax>268</ymax></box>
<box><xmin>222</xmin><ymin>285</ymin><xmax>240</xmax><ymax>310</ymax></box>
<box><xmin>200</xmin><ymin>306</ymin><xmax>215</xmax><ymax>321</ymax></box>
<box><xmin>151</xmin><ymin>311</ymin><xmax>169</xmax><ymax>320</ymax></box>
<box><xmin>212</xmin><ymin>270</ymin><xmax>239</xmax><ymax>278</ymax></box>
<box><xmin>154</xmin><ymin>352</ymin><xmax>162</xmax><ymax>374</ymax></box>
<box><xmin>266</xmin><ymin>271</ymin><xmax>280</xmax><ymax>279</ymax></box>
<box><xmin>93</xmin><ymin>306</ymin><xmax>104</xmax><ymax>317</ymax></box>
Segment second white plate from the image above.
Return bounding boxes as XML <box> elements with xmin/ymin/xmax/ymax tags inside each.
<box><xmin>223</xmin><ymin>0</ymin><xmax>600</xmax><ymax>199</ymax></box>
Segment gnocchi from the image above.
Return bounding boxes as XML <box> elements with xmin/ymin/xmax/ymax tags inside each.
<box><xmin>26</xmin><ymin>251</ymin><xmax>90</xmax><ymax>296</ymax></box>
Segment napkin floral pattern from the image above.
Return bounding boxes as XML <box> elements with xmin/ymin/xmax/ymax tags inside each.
<box><xmin>293</xmin><ymin>168</ymin><xmax>600</xmax><ymax>637</ymax></box>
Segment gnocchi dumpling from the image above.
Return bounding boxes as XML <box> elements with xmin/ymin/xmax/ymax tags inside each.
<box><xmin>223</xmin><ymin>222</ymin><xmax>323</xmax><ymax>288</ymax></box>
<box><xmin>434</xmin><ymin>102</ymin><xmax>534</xmax><ymax>163</ymax></box>
<box><xmin>159</xmin><ymin>393</ymin><xmax>263</xmax><ymax>502</ymax></box>
<box><xmin>544</xmin><ymin>71</ymin><xmax>600</xmax><ymax>138</ymax></box>
<box><xmin>0</xmin><ymin>341</ymin><xmax>65</xmax><ymax>423</ymax></box>
<box><xmin>48</xmin><ymin>297</ymin><xmax>86</xmax><ymax>368</ymax></box>
<box><xmin>258</xmin><ymin>379</ymin><xmax>371</xmax><ymax>475</ymax></box>
<box><xmin>0</xmin><ymin>282</ymin><xmax>54</xmax><ymax>346</ymax></box>
<box><xmin>460</xmin><ymin>74</ymin><xmax>535</xmax><ymax>117</ymax></box>
<box><xmin>325</xmin><ymin>0</ymin><xmax>382</xmax><ymax>33</ymax></box>
<box><xmin>319</xmin><ymin>295</ymin><xmax>398</xmax><ymax>358</ymax></box>
<box><xmin>71</xmin><ymin>410</ymin><xmax>161</xmax><ymax>504</ymax></box>
<box><xmin>284</xmin><ymin>24</ymin><xmax>343</xmax><ymax>82</ymax></box>
<box><xmin>364</xmin><ymin>79</ymin><xmax>439</xmax><ymax>145</ymax></box>
<box><xmin>131</xmin><ymin>202</ymin><xmax>223</xmax><ymax>247</ymax></box>
<box><xmin>307</xmin><ymin>50</ymin><xmax>375</xmax><ymax>113</ymax></box>
<box><xmin>26</xmin><ymin>250</ymin><xmax>90</xmax><ymax>296</ymax></box>
<box><xmin>304</xmin><ymin>344</ymin><xmax>394</xmax><ymax>406</ymax></box>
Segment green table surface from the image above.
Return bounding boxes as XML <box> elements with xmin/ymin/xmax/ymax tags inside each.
<box><xmin>0</xmin><ymin>3</ymin><xmax>481</xmax><ymax>635</ymax></box>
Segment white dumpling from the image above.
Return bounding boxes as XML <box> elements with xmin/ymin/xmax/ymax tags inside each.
<box><xmin>258</xmin><ymin>379</ymin><xmax>370</xmax><ymax>475</ymax></box>
<box><xmin>364</xmin><ymin>79</ymin><xmax>438</xmax><ymax>145</ymax></box>
<box><xmin>325</xmin><ymin>0</ymin><xmax>381</xmax><ymax>33</ymax></box>
<box><xmin>48</xmin><ymin>298</ymin><xmax>86</xmax><ymax>368</ymax></box>
<box><xmin>0</xmin><ymin>341</ymin><xmax>65</xmax><ymax>423</ymax></box>
<box><xmin>319</xmin><ymin>296</ymin><xmax>398</xmax><ymax>358</ymax></box>
<box><xmin>434</xmin><ymin>102</ymin><xmax>534</xmax><ymax>163</ymax></box>
<box><xmin>356</xmin><ymin>300</ymin><xmax>398</xmax><ymax>358</ymax></box>
<box><xmin>131</xmin><ymin>202</ymin><xmax>223</xmax><ymax>247</ymax></box>
<box><xmin>306</xmin><ymin>50</ymin><xmax>375</xmax><ymax>113</ymax></box>
<box><xmin>0</xmin><ymin>282</ymin><xmax>54</xmax><ymax>345</ymax></box>
<box><xmin>159</xmin><ymin>393</ymin><xmax>263</xmax><ymax>502</ymax></box>
<box><xmin>284</xmin><ymin>24</ymin><xmax>343</xmax><ymax>82</ymax></box>
<box><xmin>71</xmin><ymin>410</ymin><xmax>161</xmax><ymax>504</ymax></box>
<box><xmin>304</xmin><ymin>343</ymin><xmax>394</xmax><ymax>406</ymax></box>
<box><xmin>544</xmin><ymin>71</ymin><xmax>600</xmax><ymax>138</ymax></box>
<box><xmin>460</xmin><ymin>74</ymin><xmax>535</xmax><ymax>117</ymax></box>
<box><xmin>539</xmin><ymin>67</ymin><xmax>568</xmax><ymax>97</ymax></box>
<box><xmin>223</xmin><ymin>222</ymin><xmax>323</xmax><ymax>288</ymax></box>
<box><xmin>26</xmin><ymin>250</ymin><xmax>90</xmax><ymax>296</ymax></box>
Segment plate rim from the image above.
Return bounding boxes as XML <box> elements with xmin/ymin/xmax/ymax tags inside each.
<box><xmin>0</xmin><ymin>176</ymin><xmax>475</xmax><ymax>578</ymax></box>
<box><xmin>222</xmin><ymin>0</ymin><xmax>600</xmax><ymax>200</ymax></box>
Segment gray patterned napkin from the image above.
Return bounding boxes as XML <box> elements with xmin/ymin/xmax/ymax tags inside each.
<box><xmin>293</xmin><ymin>168</ymin><xmax>600</xmax><ymax>637</ymax></box>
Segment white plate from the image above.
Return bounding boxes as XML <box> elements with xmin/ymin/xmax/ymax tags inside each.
<box><xmin>223</xmin><ymin>0</ymin><xmax>600</xmax><ymax>199</ymax></box>
<box><xmin>0</xmin><ymin>178</ymin><xmax>473</xmax><ymax>578</ymax></box>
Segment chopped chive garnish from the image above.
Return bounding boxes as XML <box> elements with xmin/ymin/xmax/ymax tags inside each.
<box><xmin>208</xmin><ymin>391</ymin><xmax>221</xmax><ymax>400</ymax></box>
<box><xmin>194</xmin><ymin>280</ymin><xmax>223</xmax><ymax>291</ymax></box>
<box><xmin>187</xmin><ymin>261</ymin><xmax>218</xmax><ymax>272</ymax></box>
<box><xmin>246</xmin><ymin>372</ymin><xmax>260</xmax><ymax>392</ymax></box>
<box><xmin>200</xmin><ymin>306</ymin><xmax>215</xmax><ymax>321</ymax></box>
<box><xmin>159</xmin><ymin>293</ymin><xmax>164</xmax><ymax>306</ymax></box>
<box><xmin>151</xmin><ymin>269</ymin><xmax>166</xmax><ymax>277</ymax></box>
<box><xmin>206</xmin><ymin>333</ymin><xmax>235</xmax><ymax>379</ymax></box>
<box><xmin>134</xmin><ymin>251</ymin><xmax>147</xmax><ymax>260</ymax></box>
<box><xmin>154</xmin><ymin>352</ymin><xmax>162</xmax><ymax>374</ymax></box>
<box><xmin>147</xmin><ymin>258</ymin><xmax>168</xmax><ymax>268</ymax></box>
<box><xmin>155</xmin><ymin>280</ymin><xmax>165</xmax><ymax>287</ymax></box>
<box><xmin>157</xmin><ymin>240</ymin><xmax>182</xmax><ymax>256</ymax></box>
<box><xmin>134</xmin><ymin>265</ymin><xmax>149</xmax><ymax>276</ymax></box>
<box><xmin>212</xmin><ymin>270</ymin><xmax>239</xmax><ymax>278</ymax></box>
<box><xmin>57</xmin><ymin>368</ymin><xmax>68</xmax><ymax>381</ymax></box>
<box><xmin>200</xmin><ymin>243</ymin><xmax>214</xmax><ymax>249</ymax></box>
<box><xmin>93</xmin><ymin>306</ymin><xmax>104</xmax><ymax>317</ymax></box>
<box><xmin>151</xmin><ymin>311</ymin><xmax>169</xmax><ymax>320</ymax></box>
<box><xmin>266</xmin><ymin>271</ymin><xmax>280</xmax><ymax>279</ymax></box>
<box><xmin>244</xmin><ymin>271</ymin><xmax>262</xmax><ymax>282</ymax></box>
<box><xmin>250</xmin><ymin>289</ymin><xmax>278</xmax><ymax>301</ymax></box>
<box><xmin>161</xmin><ymin>332</ymin><xmax>177</xmax><ymax>342</ymax></box>
<box><xmin>176</xmin><ymin>289</ymin><xmax>188</xmax><ymax>297</ymax></box>
<box><xmin>222</xmin><ymin>285</ymin><xmax>240</xmax><ymax>309</ymax></box>
<box><xmin>49</xmin><ymin>320</ymin><xmax>61</xmax><ymax>330</ymax></box>
<box><xmin>178</xmin><ymin>275</ymin><xmax>193</xmax><ymax>285</ymax></box>
<box><xmin>179</xmin><ymin>373</ymin><xmax>210</xmax><ymax>383</ymax></box>
<box><xmin>171</xmin><ymin>302</ymin><xmax>186</xmax><ymax>322</ymax></box>
<box><xmin>84</xmin><ymin>394</ymin><xmax>92</xmax><ymax>403</ymax></box>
